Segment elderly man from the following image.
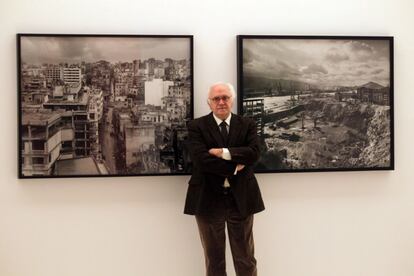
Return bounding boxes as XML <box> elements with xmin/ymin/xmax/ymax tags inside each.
<box><xmin>184</xmin><ymin>82</ymin><xmax>265</xmax><ymax>276</ymax></box>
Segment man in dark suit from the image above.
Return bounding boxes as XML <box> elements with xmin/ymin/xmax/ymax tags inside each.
<box><xmin>184</xmin><ymin>82</ymin><xmax>265</xmax><ymax>276</ymax></box>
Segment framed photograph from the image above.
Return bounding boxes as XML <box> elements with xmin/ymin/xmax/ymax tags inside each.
<box><xmin>237</xmin><ymin>35</ymin><xmax>394</xmax><ymax>173</ymax></box>
<box><xmin>18</xmin><ymin>34</ymin><xmax>193</xmax><ymax>178</ymax></box>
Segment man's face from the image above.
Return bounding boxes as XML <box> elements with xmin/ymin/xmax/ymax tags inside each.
<box><xmin>208</xmin><ymin>84</ymin><xmax>234</xmax><ymax>120</ymax></box>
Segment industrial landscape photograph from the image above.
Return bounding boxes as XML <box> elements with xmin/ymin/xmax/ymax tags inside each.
<box><xmin>240</xmin><ymin>37</ymin><xmax>393</xmax><ymax>171</ymax></box>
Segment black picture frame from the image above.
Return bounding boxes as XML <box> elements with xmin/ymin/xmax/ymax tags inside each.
<box><xmin>237</xmin><ymin>35</ymin><xmax>394</xmax><ymax>173</ymax></box>
<box><xmin>18</xmin><ymin>34</ymin><xmax>193</xmax><ymax>178</ymax></box>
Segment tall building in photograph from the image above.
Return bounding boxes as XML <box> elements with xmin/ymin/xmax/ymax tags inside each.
<box><xmin>62</xmin><ymin>66</ymin><xmax>81</xmax><ymax>86</ymax></box>
<box><xmin>43</xmin><ymin>88</ymin><xmax>103</xmax><ymax>157</ymax></box>
<box><xmin>144</xmin><ymin>79</ymin><xmax>173</xmax><ymax>106</ymax></box>
<box><xmin>124</xmin><ymin>124</ymin><xmax>156</xmax><ymax>167</ymax></box>
<box><xmin>21</xmin><ymin>110</ymin><xmax>74</xmax><ymax>176</ymax></box>
<box><xmin>45</xmin><ymin>64</ymin><xmax>61</xmax><ymax>84</ymax></box>
<box><xmin>243</xmin><ymin>98</ymin><xmax>264</xmax><ymax>136</ymax></box>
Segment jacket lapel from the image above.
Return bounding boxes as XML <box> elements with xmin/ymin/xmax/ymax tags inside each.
<box><xmin>206</xmin><ymin>112</ymin><xmax>226</xmax><ymax>147</ymax></box>
<box><xmin>228</xmin><ymin>114</ymin><xmax>242</xmax><ymax>147</ymax></box>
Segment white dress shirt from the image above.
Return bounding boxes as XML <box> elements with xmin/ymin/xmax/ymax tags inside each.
<box><xmin>212</xmin><ymin>113</ymin><xmax>237</xmax><ymax>187</ymax></box>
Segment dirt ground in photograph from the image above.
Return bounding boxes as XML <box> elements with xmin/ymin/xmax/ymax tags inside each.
<box><xmin>264</xmin><ymin>116</ymin><xmax>368</xmax><ymax>169</ymax></box>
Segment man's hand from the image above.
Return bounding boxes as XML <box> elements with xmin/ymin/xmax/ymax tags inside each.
<box><xmin>208</xmin><ymin>148</ymin><xmax>223</xmax><ymax>158</ymax></box>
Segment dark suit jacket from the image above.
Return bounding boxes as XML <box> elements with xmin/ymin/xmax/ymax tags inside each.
<box><xmin>184</xmin><ymin>112</ymin><xmax>265</xmax><ymax>217</ymax></box>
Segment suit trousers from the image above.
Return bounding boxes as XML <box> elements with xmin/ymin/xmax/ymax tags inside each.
<box><xmin>195</xmin><ymin>190</ymin><xmax>257</xmax><ymax>276</ymax></box>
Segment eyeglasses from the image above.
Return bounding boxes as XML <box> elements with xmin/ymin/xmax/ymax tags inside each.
<box><xmin>209</xmin><ymin>96</ymin><xmax>232</xmax><ymax>103</ymax></box>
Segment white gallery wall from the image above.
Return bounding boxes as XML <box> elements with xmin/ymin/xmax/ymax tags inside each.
<box><xmin>1</xmin><ymin>0</ymin><xmax>413</xmax><ymax>275</ymax></box>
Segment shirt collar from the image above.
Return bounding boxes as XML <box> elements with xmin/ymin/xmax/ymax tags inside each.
<box><xmin>212</xmin><ymin>113</ymin><xmax>231</xmax><ymax>126</ymax></box>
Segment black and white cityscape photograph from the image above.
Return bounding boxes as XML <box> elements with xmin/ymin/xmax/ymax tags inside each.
<box><xmin>18</xmin><ymin>34</ymin><xmax>193</xmax><ymax>177</ymax></box>
<box><xmin>238</xmin><ymin>36</ymin><xmax>394</xmax><ymax>172</ymax></box>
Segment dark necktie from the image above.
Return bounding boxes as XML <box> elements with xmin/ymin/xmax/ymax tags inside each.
<box><xmin>220</xmin><ymin>121</ymin><xmax>228</xmax><ymax>145</ymax></box>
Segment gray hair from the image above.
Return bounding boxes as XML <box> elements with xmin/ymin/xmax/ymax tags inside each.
<box><xmin>207</xmin><ymin>82</ymin><xmax>236</xmax><ymax>104</ymax></box>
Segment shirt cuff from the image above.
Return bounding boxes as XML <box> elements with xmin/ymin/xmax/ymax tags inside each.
<box><xmin>233</xmin><ymin>165</ymin><xmax>238</xmax><ymax>175</ymax></box>
<box><xmin>222</xmin><ymin>148</ymin><xmax>231</xmax><ymax>160</ymax></box>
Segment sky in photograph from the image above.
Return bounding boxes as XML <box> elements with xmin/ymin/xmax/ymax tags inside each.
<box><xmin>21</xmin><ymin>36</ymin><xmax>190</xmax><ymax>64</ymax></box>
<box><xmin>243</xmin><ymin>38</ymin><xmax>391</xmax><ymax>87</ymax></box>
